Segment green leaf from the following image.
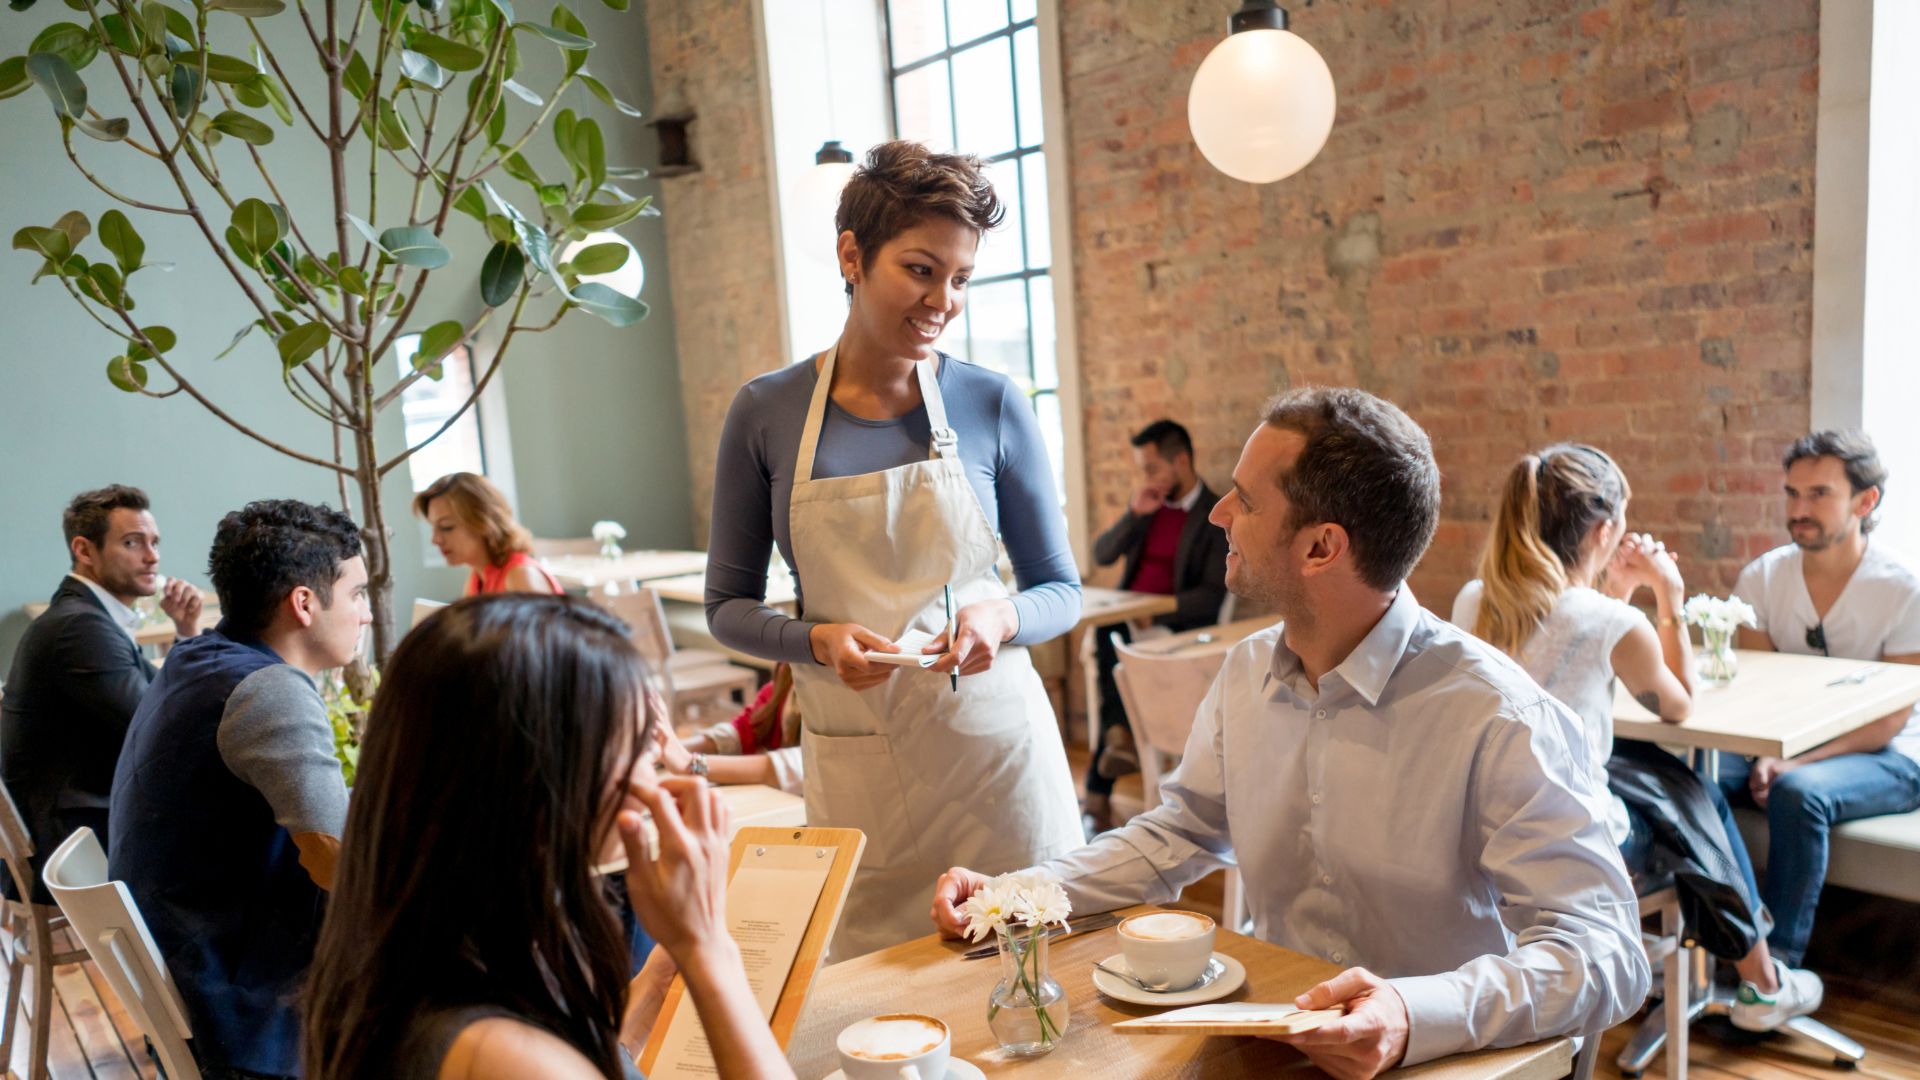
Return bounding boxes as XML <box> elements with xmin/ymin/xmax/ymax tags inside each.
<box><xmin>501</xmin><ymin>77</ymin><xmax>541</xmax><ymax>105</ymax></box>
<box><xmin>567</xmin><ymin>241</ymin><xmax>626</xmax><ymax>275</ymax></box>
<box><xmin>232</xmin><ymin>76</ymin><xmax>267</xmax><ymax>106</ymax></box>
<box><xmin>99</xmin><ymin>210</ymin><xmax>145</xmax><ymax>273</ymax></box>
<box><xmin>13</xmin><ymin>226</ymin><xmax>73</xmax><ymax>263</ymax></box>
<box><xmin>574</xmin><ymin>116</ymin><xmax>604</xmax><ymax>194</ymax></box>
<box><xmin>26</xmin><ymin>52</ymin><xmax>87</xmax><ymax>118</ymax></box>
<box><xmin>214</xmin><ymin>320</ymin><xmax>256</xmax><ymax>359</ymax></box>
<box><xmin>597</xmin><ymin>0</ymin><xmax>625</xmax><ymax>12</ymax></box>
<box><xmin>78</xmin><ymin>115</ymin><xmax>130</xmax><ymax>140</ymax></box>
<box><xmin>484</xmin><ymin>0</ymin><xmax>513</xmax><ymax>20</ymax></box>
<box><xmin>276</xmin><ymin>321</ymin><xmax>329</xmax><ymax>369</ymax></box>
<box><xmin>416</xmin><ymin>319</ymin><xmax>464</xmax><ymax>367</ymax></box>
<box><xmin>169</xmin><ymin>64</ymin><xmax>203</xmax><ymax>115</ymax></box>
<box><xmin>175</xmin><ymin>51</ymin><xmax>257</xmax><ymax>83</ymax></box>
<box><xmin>54</xmin><ymin>210</ymin><xmax>89</xmax><ymax>249</ymax></box>
<box><xmin>207</xmin><ymin>0</ymin><xmax>286</xmax><ymax>15</ymax></box>
<box><xmin>344</xmin><ymin>213</ymin><xmax>385</xmax><ymax>253</ymax></box>
<box><xmin>231</xmin><ymin>198</ymin><xmax>285</xmax><ymax>252</ymax></box>
<box><xmin>143</xmin><ymin>0</ymin><xmax>195</xmax><ymax>40</ymax></box>
<box><xmin>406</xmin><ymin>32</ymin><xmax>484</xmax><ymax>72</ymax></box>
<box><xmin>224</xmin><ymin>225</ymin><xmax>257</xmax><ymax>265</ymax></box>
<box><xmin>571</xmin><ymin>282</ymin><xmax>646</xmax><ymax>326</ymax></box>
<box><xmin>502</xmin><ymin>152</ymin><xmax>542</xmax><ymax>187</ymax></box>
<box><xmin>11</xmin><ymin>0</ymin><xmax>40</xmax><ymax>10</ymax></box>
<box><xmin>479</xmin><ymin>240</ymin><xmax>523</xmax><ymax>306</ymax></box>
<box><xmin>99</xmin><ymin>14</ymin><xmax>139</xmax><ymax>55</ymax></box>
<box><xmin>577</xmin><ymin>73</ymin><xmax>641</xmax><ymax>117</ymax></box>
<box><xmin>452</xmin><ymin>183</ymin><xmax>488</xmax><ymax>222</ymax></box>
<box><xmin>484</xmin><ymin>214</ymin><xmax>514</xmax><ymax>244</ymax></box>
<box><xmin>374</xmin><ymin>98</ymin><xmax>412</xmax><ymax>149</ymax></box>
<box><xmin>572</xmin><ymin>197</ymin><xmax>649</xmax><ymax>231</ymax></box>
<box><xmin>211</xmin><ymin>108</ymin><xmax>274</xmax><ymax>143</ymax></box>
<box><xmin>480</xmin><ymin>180</ymin><xmax>552</xmax><ymax>275</ymax></box>
<box><xmin>553</xmin><ymin>107</ymin><xmax>579</xmax><ymax>179</ymax></box>
<box><xmin>605</xmin><ymin>165</ymin><xmax>649</xmax><ymax>181</ymax></box>
<box><xmin>516</xmin><ymin>21</ymin><xmax>591</xmax><ymax>49</ymax></box>
<box><xmin>398</xmin><ymin>49</ymin><xmax>446</xmax><ymax>89</ymax></box>
<box><xmin>536</xmin><ymin>183</ymin><xmax>567</xmax><ymax>206</ymax></box>
<box><xmin>549</xmin><ymin>3</ymin><xmax>590</xmax><ymax>66</ymax></box>
<box><xmin>485</xmin><ymin>92</ymin><xmax>507</xmax><ymax>143</ymax></box>
<box><xmin>257</xmin><ymin>72</ymin><xmax>292</xmax><ymax>124</ymax></box>
<box><xmin>342</xmin><ymin>50</ymin><xmax>371</xmax><ymax>99</ymax></box>
<box><xmin>0</xmin><ymin>57</ymin><xmax>30</xmax><ymax>101</ymax></box>
<box><xmin>82</xmin><ymin>262</ymin><xmax>123</xmax><ymax>305</ymax></box>
<box><xmin>127</xmin><ymin>324</ymin><xmax>175</xmax><ymax>360</ymax></box>
<box><xmin>336</xmin><ymin>265</ymin><xmax>368</xmax><ymax>295</ymax></box>
<box><xmin>106</xmin><ymin>356</ymin><xmax>148</xmax><ymax>392</ymax></box>
<box><xmin>378</xmin><ymin>226</ymin><xmax>450</xmax><ymax>268</ymax></box>
<box><xmin>30</xmin><ymin>24</ymin><xmax>97</xmax><ymax>71</ymax></box>
<box><xmin>140</xmin><ymin>53</ymin><xmax>169</xmax><ymax>80</ymax></box>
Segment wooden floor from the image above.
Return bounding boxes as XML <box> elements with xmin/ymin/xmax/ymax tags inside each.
<box><xmin>1</xmin><ymin>923</ymin><xmax>158</xmax><ymax>1080</ymax></box>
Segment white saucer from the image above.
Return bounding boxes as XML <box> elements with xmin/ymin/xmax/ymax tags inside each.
<box><xmin>1091</xmin><ymin>952</ymin><xmax>1246</xmax><ymax>1006</ymax></box>
<box><xmin>821</xmin><ymin>1058</ymin><xmax>985</xmax><ymax>1080</ymax></box>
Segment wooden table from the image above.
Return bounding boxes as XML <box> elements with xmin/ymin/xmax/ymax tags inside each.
<box><xmin>718</xmin><ymin>781</ymin><xmax>807</xmax><ymax>834</ymax></box>
<box><xmin>23</xmin><ymin>595</ymin><xmax>222</xmax><ymax>651</ymax></box>
<box><xmin>1613</xmin><ymin>649</ymin><xmax>1920</xmax><ymax>759</ymax></box>
<box><xmin>1127</xmin><ymin>616</ymin><xmax>1279</xmax><ymax>659</ymax></box>
<box><xmin>1075</xmin><ymin>587</ymin><xmax>1179</xmax><ymax>635</ymax></box>
<box><xmin>650</xmin><ymin>571</ymin><xmax>798</xmax><ymax>608</ymax></box>
<box><xmin>785</xmin><ymin>905</ymin><xmax>1572</xmax><ymax>1080</ymax></box>
<box><xmin>543</xmin><ymin>550</ymin><xmax>709</xmax><ymax>591</ymax></box>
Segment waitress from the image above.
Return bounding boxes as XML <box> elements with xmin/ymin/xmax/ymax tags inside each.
<box><xmin>705</xmin><ymin>140</ymin><xmax>1083</xmax><ymax>957</ymax></box>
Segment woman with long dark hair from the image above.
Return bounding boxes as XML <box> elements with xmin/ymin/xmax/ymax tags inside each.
<box><xmin>303</xmin><ymin>594</ymin><xmax>794</xmax><ymax>1079</ymax></box>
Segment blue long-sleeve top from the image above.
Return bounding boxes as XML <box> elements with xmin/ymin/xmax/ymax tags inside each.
<box><xmin>705</xmin><ymin>353</ymin><xmax>1082</xmax><ymax>665</ymax></box>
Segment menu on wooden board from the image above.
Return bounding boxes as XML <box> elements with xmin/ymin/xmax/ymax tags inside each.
<box><xmin>646</xmin><ymin>844</ymin><xmax>837</xmax><ymax>1077</ymax></box>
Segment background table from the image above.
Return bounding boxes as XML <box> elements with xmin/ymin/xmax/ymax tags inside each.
<box><xmin>785</xmin><ymin>905</ymin><xmax>1572</xmax><ymax>1080</ymax></box>
<box><xmin>650</xmin><ymin>571</ymin><xmax>798</xmax><ymax>608</ymax></box>
<box><xmin>1075</xmin><ymin>586</ymin><xmax>1179</xmax><ymax>634</ymax></box>
<box><xmin>542</xmin><ymin>550</ymin><xmax>709</xmax><ymax>591</ymax></box>
<box><xmin>1613</xmin><ymin>649</ymin><xmax>1920</xmax><ymax>759</ymax></box>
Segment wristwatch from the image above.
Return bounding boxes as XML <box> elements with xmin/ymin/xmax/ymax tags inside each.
<box><xmin>688</xmin><ymin>753</ymin><xmax>710</xmax><ymax>778</ymax></box>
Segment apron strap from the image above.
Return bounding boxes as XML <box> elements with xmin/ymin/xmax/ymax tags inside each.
<box><xmin>915</xmin><ymin>358</ymin><xmax>959</xmax><ymax>462</ymax></box>
<box><xmin>798</xmin><ymin>346</ymin><xmax>960</xmax><ymax>481</ymax></box>
<box><xmin>795</xmin><ymin>341</ymin><xmax>839</xmax><ymax>483</ymax></box>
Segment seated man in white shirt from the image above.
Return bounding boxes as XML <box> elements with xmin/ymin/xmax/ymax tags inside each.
<box><xmin>930</xmin><ymin>387</ymin><xmax>1649</xmax><ymax>1080</ymax></box>
<box><xmin>1722</xmin><ymin>430</ymin><xmax>1920</xmax><ymax>980</ymax></box>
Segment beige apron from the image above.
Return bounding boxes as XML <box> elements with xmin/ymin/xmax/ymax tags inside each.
<box><xmin>789</xmin><ymin>343</ymin><xmax>1083</xmax><ymax>959</ymax></box>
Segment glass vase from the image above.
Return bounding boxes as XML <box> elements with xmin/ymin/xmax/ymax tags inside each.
<box><xmin>1698</xmin><ymin>626</ymin><xmax>1738</xmax><ymax>688</ymax></box>
<box><xmin>987</xmin><ymin>924</ymin><xmax>1069</xmax><ymax>1056</ymax></box>
<box><xmin>598</xmin><ymin>538</ymin><xmax>622</xmax><ymax>561</ymax></box>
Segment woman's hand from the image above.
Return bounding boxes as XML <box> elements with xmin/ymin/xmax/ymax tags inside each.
<box><xmin>1609</xmin><ymin>533</ymin><xmax>1683</xmax><ymax>603</ymax></box>
<box><xmin>620</xmin><ymin>777</ymin><xmax>735</xmax><ymax>961</ymax></box>
<box><xmin>810</xmin><ymin>622</ymin><xmax>897</xmax><ymax>691</ymax></box>
<box><xmin>649</xmin><ymin>722</ymin><xmax>698</xmax><ymax>775</ymax></box>
<box><xmin>925</xmin><ymin>598</ymin><xmax>1019</xmax><ymax>676</ymax></box>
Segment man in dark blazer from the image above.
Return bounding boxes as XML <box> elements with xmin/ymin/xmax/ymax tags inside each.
<box><xmin>1084</xmin><ymin>420</ymin><xmax>1229</xmax><ymax>831</ymax></box>
<box><xmin>1</xmin><ymin>485</ymin><xmax>201</xmax><ymax>899</ymax></box>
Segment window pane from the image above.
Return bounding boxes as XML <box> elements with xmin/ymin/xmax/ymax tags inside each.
<box><xmin>398</xmin><ymin>341</ymin><xmax>487</xmax><ymax>492</ymax></box>
<box><xmin>887</xmin><ymin>0</ymin><xmax>946</xmax><ymax>67</ymax></box>
<box><xmin>963</xmin><ymin>279</ymin><xmax>1030</xmax><ymax>387</ymax></box>
<box><xmin>1028</xmin><ymin>274</ymin><xmax>1057</xmax><ymax>390</ymax></box>
<box><xmin>947</xmin><ymin>0</ymin><xmax>1007</xmax><ymax>47</ymax></box>
<box><xmin>976</xmin><ymin>158</ymin><xmax>1024</xmax><ymax>279</ymax></box>
<box><xmin>1019</xmin><ymin>153</ymin><xmax>1050</xmax><ymax>270</ymax></box>
<box><xmin>892</xmin><ymin>61</ymin><xmax>953</xmax><ymax>151</ymax></box>
<box><xmin>939</xmin><ymin>312</ymin><xmax>972</xmax><ymax>365</ymax></box>
<box><xmin>1013</xmin><ymin>26</ymin><xmax>1043</xmax><ymax>148</ymax></box>
<box><xmin>1035</xmin><ymin>390</ymin><xmax>1066</xmax><ymax>502</ymax></box>
<box><xmin>1011</xmin><ymin>0</ymin><xmax>1036</xmax><ymax>23</ymax></box>
<box><xmin>950</xmin><ymin>39</ymin><xmax>1016</xmax><ymax>159</ymax></box>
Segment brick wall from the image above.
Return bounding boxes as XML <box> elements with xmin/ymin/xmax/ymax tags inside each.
<box><xmin>1063</xmin><ymin>0</ymin><xmax>1817</xmax><ymax>608</ymax></box>
<box><xmin>646</xmin><ymin>0</ymin><xmax>785</xmax><ymax>547</ymax></box>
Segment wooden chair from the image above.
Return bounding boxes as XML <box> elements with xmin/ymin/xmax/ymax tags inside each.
<box><xmin>0</xmin><ymin>779</ymin><xmax>91</xmax><ymax>1080</ymax></box>
<box><xmin>412</xmin><ymin>597</ymin><xmax>447</xmax><ymax>629</ymax></box>
<box><xmin>530</xmin><ymin>537</ymin><xmax>601</xmax><ymax>558</ymax></box>
<box><xmin>1614</xmin><ymin>888</ymin><xmax>1692</xmax><ymax>1080</ymax></box>
<box><xmin>41</xmin><ymin>828</ymin><xmax>201</xmax><ymax>1080</ymax></box>
<box><xmin>1109</xmin><ymin>634</ymin><xmax>1247</xmax><ymax>933</ymax></box>
<box><xmin>595</xmin><ymin>588</ymin><xmax>758</xmax><ymax>727</ymax></box>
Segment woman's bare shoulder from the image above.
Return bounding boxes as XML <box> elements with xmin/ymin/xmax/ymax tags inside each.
<box><xmin>501</xmin><ymin>561</ymin><xmax>561</xmax><ymax>594</ymax></box>
<box><xmin>440</xmin><ymin>1016</ymin><xmax>609</xmax><ymax>1080</ymax></box>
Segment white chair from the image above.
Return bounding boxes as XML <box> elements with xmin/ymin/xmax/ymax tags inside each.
<box><xmin>595</xmin><ymin>588</ymin><xmax>758</xmax><ymax>727</ymax></box>
<box><xmin>41</xmin><ymin>827</ymin><xmax>201</xmax><ymax>1080</ymax></box>
<box><xmin>412</xmin><ymin>597</ymin><xmax>447</xmax><ymax>629</ymax></box>
<box><xmin>0</xmin><ymin>779</ymin><xmax>90</xmax><ymax>1080</ymax></box>
<box><xmin>1109</xmin><ymin>634</ymin><xmax>1247</xmax><ymax>933</ymax></box>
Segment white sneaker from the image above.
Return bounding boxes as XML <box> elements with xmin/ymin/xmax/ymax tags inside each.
<box><xmin>1730</xmin><ymin>959</ymin><xmax>1824</xmax><ymax>1032</ymax></box>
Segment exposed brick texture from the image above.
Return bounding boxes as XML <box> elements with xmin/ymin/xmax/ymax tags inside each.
<box><xmin>646</xmin><ymin>0</ymin><xmax>785</xmax><ymax>547</ymax></box>
<box><xmin>1063</xmin><ymin>0</ymin><xmax>1817</xmax><ymax>608</ymax></box>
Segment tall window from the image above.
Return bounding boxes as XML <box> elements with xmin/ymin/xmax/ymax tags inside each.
<box><xmin>395</xmin><ymin>334</ymin><xmax>488</xmax><ymax>492</ymax></box>
<box><xmin>887</xmin><ymin>0</ymin><xmax>1065</xmax><ymax>499</ymax></box>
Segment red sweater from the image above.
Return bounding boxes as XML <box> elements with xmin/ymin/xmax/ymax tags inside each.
<box><xmin>1129</xmin><ymin>506</ymin><xmax>1187</xmax><ymax>595</ymax></box>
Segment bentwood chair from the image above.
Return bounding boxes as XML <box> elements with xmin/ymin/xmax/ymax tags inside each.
<box><xmin>42</xmin><ymin>827</ymin><xmax>201</xmax><ymax>1080</ymax></box>
<box><xmin>596</xmin><ymin>587</ymin><xmax>758</xmax><ymax>727</ymax></box>
<box><xmin>0</xmin><ymin>779</ymin><xmax>91</xmax><ymax>1080</ymax></box>
<box><xmin>1109</xmin><ymin>634</ymin><xmax>1248</xmax><ymax>933</ymax></box>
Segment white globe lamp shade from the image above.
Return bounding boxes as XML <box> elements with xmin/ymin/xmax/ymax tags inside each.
<box><xmin>560</xmin><ymin>231</ymin><xmax>644</xmax><ymax>298</ymax></box>
<box><xmin>1188</xmin><ymin>1</ymin><xmax>1336</xmax><ymax>184</ymax></box>
<box><xmin>791</xmin><ymin>140</ymin><xmax>858</xmax><ymax>266</ymax></box>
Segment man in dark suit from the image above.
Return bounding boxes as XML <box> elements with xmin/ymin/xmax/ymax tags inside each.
<box><xmin>1</xmin><ymin>485</ymin><xmax>201</xmax><ymax>898</ymax></box>
<box><xmin>1084</xmin><ymin>420</ymin><xmax>1229</xmax><ymax>831</ymax></box>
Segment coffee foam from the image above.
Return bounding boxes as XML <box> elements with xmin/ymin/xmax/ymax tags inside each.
<box><xmin>1121</xmin><ymin>912</ymin><xmax>1213</xmax><ymax>940</ymax></box>
<box><xmin>840</xmin><ymin>1015</ymin><xmax>946</xmax><ymax>1061</ymax></box>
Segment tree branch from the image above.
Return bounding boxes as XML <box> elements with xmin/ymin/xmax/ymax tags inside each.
<box><xmin>372</xmin><ymin>305</ymin><xmax>495</xmax><ymax>410</ymax></box>
<box><xmin>247</xmin><ymin>22</ymin><xmax>329</xmax><ymax>141</ymax></box>
<box><xmin>379</xmin><ymin>285</ymin><xmax>530</xmax><ymax>476</ymax></box>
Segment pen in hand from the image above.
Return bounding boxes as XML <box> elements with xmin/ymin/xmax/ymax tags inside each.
<box><xmin>945</xmin><ymin>584</ymin><xmax>958</xmax><ymax>692</ymax></box>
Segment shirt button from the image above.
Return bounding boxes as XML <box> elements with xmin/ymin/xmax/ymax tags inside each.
<box><xmin>1316</xmin><ymin>709</ymin><xmax>1327</xmax><ymax>719</ymax></box>
<box><xmin>1322</xmin><ymin>874</ymin><xmax>1333</xmax><ymax>885</ymax></box>
<box><xmin>1311</xmin><ymin>793</ymin><xmax>1322</xmax><ymax>805</ymax></box>
<box><xmin>1332</xmin><ymin>952</ymin><xmax>1344</xmax><ymax>963</ymax></box>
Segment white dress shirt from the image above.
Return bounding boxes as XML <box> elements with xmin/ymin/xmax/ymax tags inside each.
<box><xmin>69</xmin><ymin>573</ymin><xmax>140</xmax><ymax>646</ymax></box>
<box><xmin>1039</xmin><ymin>588</ymin><xmax>1650</xmax><ymax>1065</ymax></box>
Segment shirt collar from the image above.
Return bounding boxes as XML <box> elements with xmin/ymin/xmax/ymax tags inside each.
<box><xmin>1171</xmin><ymin>480</ymin><xmax>1204</xmax><ymax>513</ymax></box>
<box><xmin>68</xmin><ymin>573</ymin><xmax>140</xmax><ymax>644</ymax></box>
<box><xmin>1267</xmin><ymin>586</ymin><xmax>1422</xmax><ymax>707</ymax></box>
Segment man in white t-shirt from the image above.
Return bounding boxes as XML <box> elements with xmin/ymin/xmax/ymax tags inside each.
<box><xmin>1725</xmin><ymin>430</ymin><xmax>1920</xmax><ymax>979</ymax></box>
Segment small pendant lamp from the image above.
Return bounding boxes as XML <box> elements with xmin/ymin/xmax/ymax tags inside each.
<box><xmin>792</xmin><ymin>140</ymin><xmax>858</xmax><ymax>266</ymax></box>
<box><xmin>1187</xmin><ymin>0</ymin><xmax>1337</xmax><ymax>184</ymax></box>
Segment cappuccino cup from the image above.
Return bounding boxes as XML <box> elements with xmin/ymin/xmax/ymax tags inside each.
<box><xmin>1118</xmin><ymin>911</ymin><xmax>1216</xmax><ymax>991</ymax></box>
<box><xmin>836</xmin><ymin>1013</ymin><xmax>950</xmax><ymax>1080</ymax></box>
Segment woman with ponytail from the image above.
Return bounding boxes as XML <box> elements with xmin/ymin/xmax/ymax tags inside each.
<box><xmin>1452</xmin><ymin>444</ymin><xmax>1823</xmax><ymax>1030</ymax></box>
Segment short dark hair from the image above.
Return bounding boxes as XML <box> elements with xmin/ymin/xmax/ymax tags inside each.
<box><xmin>208</xmin><ymin>500</ymin><xmax>364</xmax><ymax>635</ymax></box>
<box><xmin>63</xmin><ymin>485</ymin><xmax>150</xmax><ymax>562</ymax></box>
<box><xmin>836</xmin><ymin>140</ymin><xmax>1003</xmax><ymax>297</ymax></box>
<box><xmin>1783</xmin><ymin>429</ymin><xmax>1887</xmax><ymax>533</ymax></box>
<box><xmin>1131</xmin><ymin>419</ymin><xmax>1194</xmax><ymax>464</ymax></box>
<box><xmin>1262</xmin><ymin>387</ymin><xmax>1440</xmax><ymax>591</ymax></box>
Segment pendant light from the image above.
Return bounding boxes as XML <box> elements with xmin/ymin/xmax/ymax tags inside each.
<box><xmin>1187</xmin><ymin>0</ymin><xmax>1337</xmax><ymax>184</ymax></box>
<box><xmin>790</xmin><ymin>0</ymin><xmax>858</xmax><ymax>265</ymax></box>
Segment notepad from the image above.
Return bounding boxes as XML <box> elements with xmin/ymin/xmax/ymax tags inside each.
<box><xmin>863</xmin><ymin>628</ymin><xmax>943</xmax><ymax>668</ymax></box>
<box><xmin>1114</xmin><ymin>1002</ymin><xmax>1346</xmax><ymax>1036</ymax></box>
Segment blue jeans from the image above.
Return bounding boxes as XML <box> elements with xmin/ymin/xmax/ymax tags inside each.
<box><xmin>1717</xmin><ymin>748</ymin><xmax>1920</xmax><ymax>965</ymax></box>
<box><xmin>1617</xmin><ymin>775</ymin><xmax>1772</xmax><ymax>958</ymax></box>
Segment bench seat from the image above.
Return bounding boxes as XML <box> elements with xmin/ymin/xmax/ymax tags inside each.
<box><xmin>1733</xmin><ymin>805</ymin><xmax>1920</xmax><ymax>904</ymax></box>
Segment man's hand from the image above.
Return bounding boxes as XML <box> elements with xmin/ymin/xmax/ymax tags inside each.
<box><xmin>1749</xmin><ymin>756</ymin><xmax>1798</xmax><ymax>808</ymax></box>
<box><xmin>930</xmin><ymin>866</ymin><xmax>994</xmax><ymax>939</ymax></box>
<box><xmin>1265</xmin><ymin>968</ymin><xmax>1410</xmax><ymax>1080</ymax></box>
<box><xmin>159</xmin><ymin>578</ymin><xmax>202</xmax><ymax>638</ymax></box>
<box><xmin>809</xmin><ymin>622</ymin><xmax>897</xmax><ymax>691</ymax></box>
<box><xmin>1129</xmin><ymin>484</ymin><xmax>1169</xmax><ymax>517</ymax></box>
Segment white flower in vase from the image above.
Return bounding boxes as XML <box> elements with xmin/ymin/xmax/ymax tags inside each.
<box><xmin>1682</xmin><ymin>594</ymin><xmax>1757</xmax><ymax>634</ymax></box>
<box><xmin>591</xmin><ymin>520</ymin><xmax>627</xmax><ymax>560</ymax></box>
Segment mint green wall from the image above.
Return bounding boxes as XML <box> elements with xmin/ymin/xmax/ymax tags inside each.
<box><xmin>0</xmin><ymin>1</ymin><xmax>687</xmax><ymax>663</ymax></box>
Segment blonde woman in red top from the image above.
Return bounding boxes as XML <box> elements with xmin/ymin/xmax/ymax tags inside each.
<box><xmin>413</xmin><ymin>472</ymin><xmax>563</xmax><ymax>596</ymax></box>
